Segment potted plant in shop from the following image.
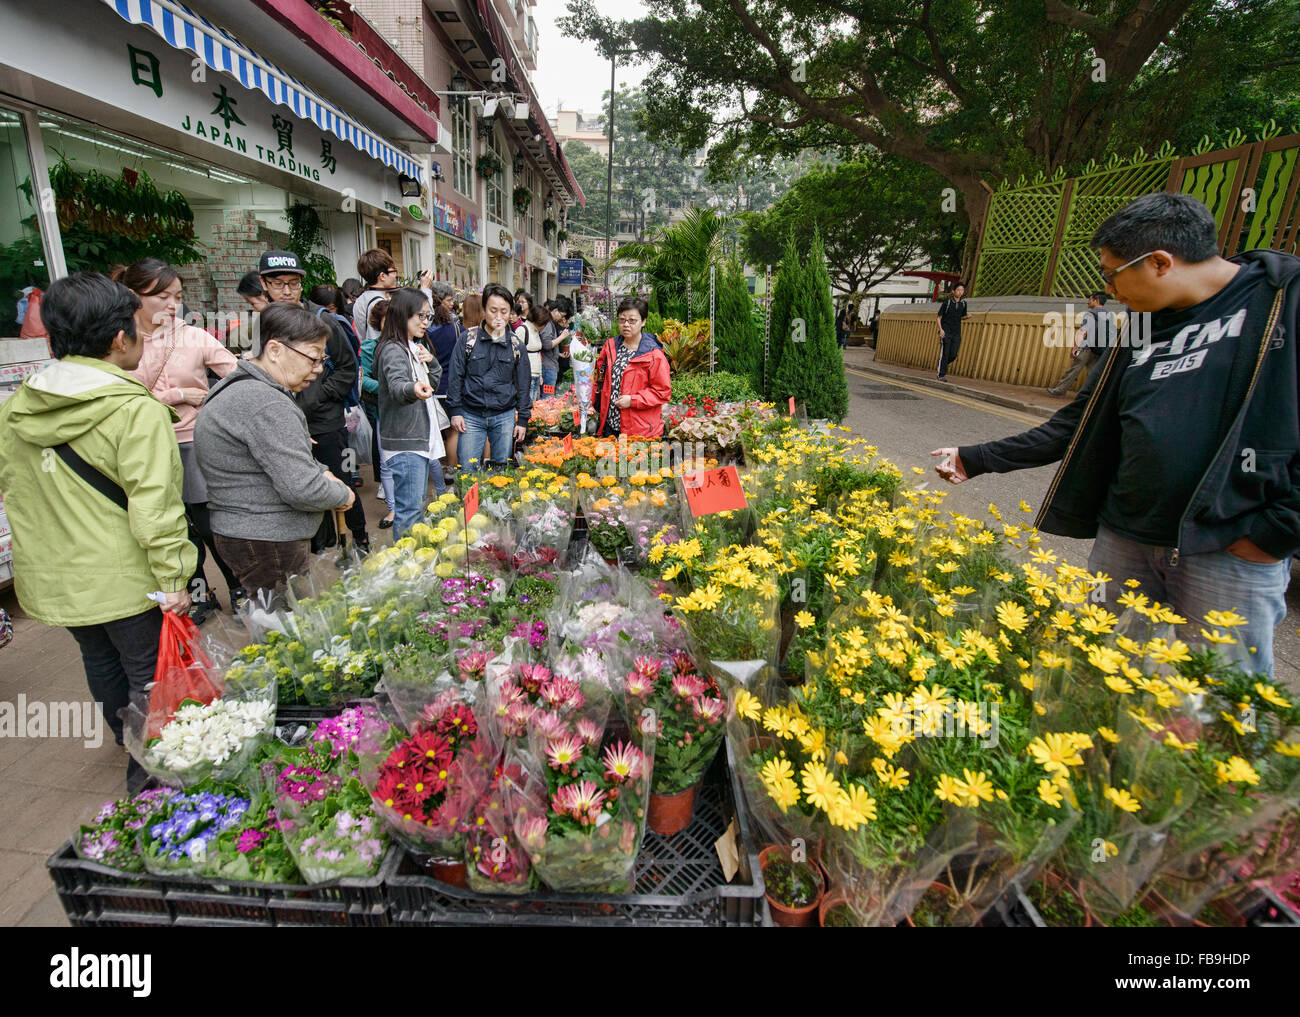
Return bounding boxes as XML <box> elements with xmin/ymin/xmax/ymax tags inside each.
<box><xmin>758</xmin><ymin>843</ymin><xmax>825</xmax><ymax>926</ymax></box>
<box><xmin>513</xmin><ymin>186</ymin><xmax>532</xmax><ymax>215</ymax></box>
<box><xmin>542</xmin><ymin>217</ymin><xmax>557</xmax><ymax>242</ymax></box>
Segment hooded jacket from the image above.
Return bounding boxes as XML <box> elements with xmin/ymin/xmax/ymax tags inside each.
<box><xmin>958</xmin><ymin>249</ymin><xmax>1300</xmax><ymax>560</ymax></box>
<box><xmin>594</xmin><ymin>331</ymin><xmax>671</xmax><ymax>438</ymax></box>
<box><xmin>0</xmin><ymin>356</ymin><xmax>195</xmax><ymax>626</ymax></box>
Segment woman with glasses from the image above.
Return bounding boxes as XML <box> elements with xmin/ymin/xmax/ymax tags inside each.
<box><xmin>427</xmin><ymin>282</ymin><xmax>462</xmax><ymax>473</ymax></box>
<box><xmin>594</xmin><ymin>296</ymin><xmax>671</xmax><ymax>439</ymax></box>
<box><xmin>515</xmin><ymin>291</ymin><xmax>546</xmax><ymax>403</ymax></box>
<box><xmin>194</xmin><ymin>303</ymin><xmax>356</xmax><ymax>603</ymax></box>
<box><xmin>375</xmin><ymin>288</ymin><xmax>448</xmax><ymax>537</ymax></box>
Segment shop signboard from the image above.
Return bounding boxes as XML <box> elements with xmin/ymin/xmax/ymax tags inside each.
<box><xmin>0</xmin><ymin>1</ymin><xmax>403</xmax><ymax>211</ymax></box>
<box><xmin>558</xmin><ymin>258</ymin><xmax>583</xmax><ymax>285</ymax></box>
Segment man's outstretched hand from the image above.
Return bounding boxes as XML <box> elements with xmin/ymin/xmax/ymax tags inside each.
<box><xmin>931</xmin><ymin>447</ymin><xmax>969</xmax><ymax>484</ymax></box>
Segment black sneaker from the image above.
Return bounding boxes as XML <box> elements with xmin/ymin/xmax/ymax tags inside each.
<box><xmin>230</xmin><ymin>588</ymin><xmax>249</xmax><ymax>613</ymax></box>
<box><xmin>188</xmin><ymin>596</ymin><xmax>221</xmax><ymax>626</ymax></box>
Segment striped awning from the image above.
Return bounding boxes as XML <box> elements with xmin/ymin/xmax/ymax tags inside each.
<box><xmin>105</xmin><ymin>0</ymin><xmax>423</xmax><ymax>184</ymax></box>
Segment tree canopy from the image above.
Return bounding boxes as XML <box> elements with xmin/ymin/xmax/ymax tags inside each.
<box><xmin>743</xmin><ymin>155</ymin><xmax>966</xmax><ymax>293</ymax></box>
<box><xmin>559</xmin><ymin>0</ymin><xmax>1300</xmax><ymax>238</ymax></box>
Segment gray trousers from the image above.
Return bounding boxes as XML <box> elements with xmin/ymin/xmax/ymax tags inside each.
<box><xmin>1050</xmin><ymin>348</ymin><xmax>1099</xmax><ymax>394</ymax></box>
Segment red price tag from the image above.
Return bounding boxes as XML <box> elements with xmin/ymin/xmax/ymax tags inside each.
<box><xmin>563</xmin><ymin>433</ymin><xmax>573</xmax><ymax>455</ymax></box>
<box><xmin>573</xmin><ymin>408</ymin><xmax>581</xmax><ymax>427</ymax></box>
<box><xmin>788</xmin><ymin>396</ymin><xmax>796</xmax><ymax>415</ymax></box>
<box><xmin>463</xmin><ymin>482</ymin><xmax>479</xmax><ymax>523</ymax></box>
<box><xmin>682</xmin><ymin>465</ymin><xmax>748</xmax><ymax>516</ymax></box>
<box><xmin>542</xmin><ymin>384</ymin><xmax>556</xmax><ymax>396</ymax></box>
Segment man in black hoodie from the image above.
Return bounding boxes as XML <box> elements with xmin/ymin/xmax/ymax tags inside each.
<box><xmin>932</xmin><ymin>193</ymin><xmax>1300</xmax><ymax>676</ymax></box>
<box><xmin>258</xmin><ymin>250</ymin><xmax>369</xmax><ymax>554</ymax></box>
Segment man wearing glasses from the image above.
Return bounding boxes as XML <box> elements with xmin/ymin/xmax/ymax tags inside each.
<box><xmin>258</xmin><ymin>249</ymin><xmax>369</xmax><ymax>555</ymax></box>
<box><xmin>931</xmin><ymin>193</ymin><xmax>1300</xmax><ymax>676</ymax></box>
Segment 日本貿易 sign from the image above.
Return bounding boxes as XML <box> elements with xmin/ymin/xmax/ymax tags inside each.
<box><xmin>0</xmin><ymin>1</ymin><xmax>405</xmax><ymax>212</ymax></box>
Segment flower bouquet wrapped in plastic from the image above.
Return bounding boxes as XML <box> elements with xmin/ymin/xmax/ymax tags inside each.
<box><xmin>123</xmin><ymin>671</ymin><xmax>277</xmax><ymax>789</ymax></box>
<box><xmin>623</xmin><ymin>649</ymin><xmax>726</xmax><ymax>798</ymax></box>
<box><xmin>506</xmin><ymin>709</ymin><xmax>655</xmax><ymax>893</ymax></box>
<box><xmin>76</xmin><ymin>789</ymin><xmax>180</xmax><ymax>872</ymax></box>
<box><xmin>512</xmin><ymin>475</ymin><xmax>577</xmax><ymax>560</ymax></box>
<box><xmin>464</xmin><ymin>754</ymin><xmax>536</xmax><ymax>895</ymax></box>
<box><xmin>355</xmin><ymin>695</ymin><xmax>484</xmax><ymax>862</ymax></box>
<box><xmin>136</xmin><ymin>787</ymin><xmax>253</xmax><ymax>875</ymax></box>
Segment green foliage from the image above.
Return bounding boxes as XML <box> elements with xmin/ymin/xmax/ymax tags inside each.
<box><xmin>612</xmin><ymin>206</ymin><xmax>731</xmax><ymax>319</ymax></box>
<box><xmin>713</xmin><ymin>257</ymin><xmax>763</xmax><ymax>390</ymax></box>
<box><xmin>285</xmin><ymin>203</ymin><xmax>336</xmax><ymax>293</ymax></box>
<box><xmin>769</xmin><ymin>230</ymin><xmax>847</xmax><ymax>422</ymax></box>
<box><xmin>744</xmin><ymin>156</ymin><xmax>967</xmax><ymax>288</ymax></box>
<box><xmin>646</xmin><ymin>310</ymin><xmax>664</xmax><ymax>335</ymax></box>
<box><xmin>764</xmin><ymin>233</ymin><xmax>802</xmax><ymax>397</ymax></box>
<box><xmin>670</xmin><ymin>370</ymin><xmax>757</xmax><ymax>403</ymax></box>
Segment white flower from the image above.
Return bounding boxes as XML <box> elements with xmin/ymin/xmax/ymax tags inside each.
<box><xmin>145</xmin><ymin>696</ymin><xmax>274</xmax><ymax>774</ymax></box>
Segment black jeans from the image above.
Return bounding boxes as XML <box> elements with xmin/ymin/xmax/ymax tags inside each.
<box><xmin>939</xmin><ymin>329</ymin><xmax>962</xmax><ymax>376</ymax></box>
<box><xmin>186</xmin><ymin>500</ymin><xmax>240</xmax><ymax>601</ymax></box>
<box><xmin>67</xmin><ymin>606</ymin><xmax>163</xmax><ymax>791</ymax></box>
<box><xmin>310</xmin><ymin>426</ymin><xmax>368</xmax><ymax>550</ymax></box>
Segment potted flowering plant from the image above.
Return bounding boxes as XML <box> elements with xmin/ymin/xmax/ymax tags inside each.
<box><xmin>623</xmin><ymin>650</ymin><xmax>726</xmax><ymax>836</ymax></box>
<box><xmin>464</xmin><ymin>756</ymin><xmax>536</xmax><ymax>895</ymax></box>
<box><xmin>76</xmin><ymin>789</ymin><xmax>181</xmax><ymax>872</ymax></box>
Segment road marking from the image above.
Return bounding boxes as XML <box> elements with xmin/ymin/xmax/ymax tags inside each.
<box><xmin>845</xmin><ymin>368</ymin><xmax>1046</xmax><ymax>426</ymax></box>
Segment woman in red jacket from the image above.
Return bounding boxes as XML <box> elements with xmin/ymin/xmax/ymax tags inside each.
<box><xmin>594</xmin><ymin>296</ymin><xmax>671</xmax><ymax>439</ymax></box>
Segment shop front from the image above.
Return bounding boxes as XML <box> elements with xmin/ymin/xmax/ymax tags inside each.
<box><xmin>484</xmin><ymin>219</ymin><xmax>515</xmax><ymax>290</ymax></box>
<box><xmin>0</xmin><ymin>0</ymin><xmax>428</xmax><ymax>329</ymax></box>
<box><xmin>431</xmin><ymin>192</ymin><xmax>481</xmax><ymax>296</ymax></box>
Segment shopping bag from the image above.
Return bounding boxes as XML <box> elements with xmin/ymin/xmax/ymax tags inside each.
<box><xmin>346</xmin><ymin>405</ymin><xmax>373</xmax><ymax>467</ymax></box>
<box><xmin>145</xmin><ymin>611</ymin><xmax>222</xmax><ymax>739</ymax></box>
<box><xmin>19</xmin><ymin>287</ymin><xmax>45</xmax><ymax>339</ymax></box>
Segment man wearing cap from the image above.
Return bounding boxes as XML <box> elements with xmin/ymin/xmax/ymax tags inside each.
<box><xmin>258</xmin><ymin>250</ymin><xmax>369</xmax><ymax>555</ymax></box>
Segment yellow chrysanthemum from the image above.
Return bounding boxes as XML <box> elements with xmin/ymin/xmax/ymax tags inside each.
<box><xmin>1104</xmin><ymin>786</ymin><xmax>1142</xmax><ymax>812</ymax></box>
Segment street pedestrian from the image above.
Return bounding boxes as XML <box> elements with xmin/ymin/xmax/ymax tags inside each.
<box><xmin>360</xmin><ymin>298</ymin><xmax>396</xmax><ymax>528</ymax></box>
<box><xmin>594</xmin><ymin>296</ymin><xmax>672</xmax><ymax>439</ymax></box>
<box><xmin>936</xmin><ymin>282</ymin><xmax>969</xmax><ymax>380</ymax></box>
<box><xmin>931</xmin><ymin>193</ymin><xmax>1300</xmax><ymax>676</ymax></box>
<box><xmin>1048</xmin><ymin>291</ymin><xmax>1115</xmax><ymax>396</ymax></box>
<box><xmin>118</xmin><ymin>259</ymin><xmax>242</xmax><ymax>623</ymax></box>
<box><xmin>540</xmin><ymin>295</ymin><xmax>572</xmax><ymax>392</ymax></box>
<box><xmin>194</xmin><ymin>302</ymin><xmax>355</xmax><ymax>603</ymax></box>
<box><xmin>375</xmin><ymin>288</ymin><xmax>447</xmax><ymax>537</ymax></box>
<box><xmin>0</xmin><ymin>272</ymin><xmax>196</xmax><ymax>792</ymax></box>
<box><xmin>516</xmin><ymin>291</ymin><xmax>545</xmax><ymax>403</ymax></box>
<box><xmin>427</xmin><ymin>282</ymin><xmax>461</xmax><ymax>471</ymax></box>
<box><xmin>258</xmin><ymin>250</ymin><xmax>369</xmax><ymax>555</ymax></box>
<box><xmin>447</xmin><ymin>283</ymin><xmax>532</xmax><ymax>472</ymax></box>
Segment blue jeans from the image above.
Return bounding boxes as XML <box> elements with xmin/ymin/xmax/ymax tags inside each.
<box><xmin>389</xmin><ymin>452</ymin><xmax>446</xmax><ymax>539</ymax></box>
<box><xmin>541</xmin><ymin>367</ymin><xmax>558</xmax><ymax>390</ymax></box>
<box><xmin>1088</xmin><ymin>526</ymin><xmax>1290</xmax><ymax>676</ymax></box>
<box><xmin>458</xmin><ymin>409</ymin><xmax>516</xmax><ymax>471</ymax></box>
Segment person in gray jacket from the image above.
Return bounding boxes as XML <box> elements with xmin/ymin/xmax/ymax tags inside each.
<box><xmin>374</xmin><ymin>288</ymin><xmax>448</xmax><ymax>538</ymax></box>
<box><xmin>194</xmin><ymin>303</ymin><xmax>355</xmax><ymax>601</ymax></box>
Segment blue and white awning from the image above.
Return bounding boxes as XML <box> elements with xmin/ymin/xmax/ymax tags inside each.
<box><xmin>105</xmin><ymin>0</ymin><xmax>423</xmax><ymax>184</ymax></box>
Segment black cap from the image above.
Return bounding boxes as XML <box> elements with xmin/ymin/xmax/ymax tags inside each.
<box><xmin>258</xmin><ymin>250</ymin><xmax>305</xmax><ymax>276</ymax></box>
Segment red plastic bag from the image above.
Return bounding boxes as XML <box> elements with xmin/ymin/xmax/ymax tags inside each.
<box><xmin>145</xmin><ymin>612</ymin><xmax>221</xmax><ymax>739</ymax></box>
<box><xmin>19</xmin><ymin>287</ymin><xmax>45</xmax><ymax>339</ymax></box>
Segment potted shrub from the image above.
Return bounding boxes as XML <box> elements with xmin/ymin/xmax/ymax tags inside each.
<box><xmin>759</xmin><ymin>844</ymin><xmax>825</xmax><ymax>927</ymax></box>
<box><xmin>819</xmin><ymin>888</ymin><xmax>860</xmax><ymax>927</ymax></box>
<box><xmin>1026</xmin><ymin>871</ymin><xmax>1093</xmax><ymax>926</ymax></box>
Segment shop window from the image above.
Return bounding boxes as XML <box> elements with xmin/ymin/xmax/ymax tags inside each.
<box><xmin>451</xmin><ymin>99</ymin><xmax>474</xmax><ymax>199</ymax></box>
<box><xmin>0</xmin><ymin>109</ymin><xmax>49</xmax><ymax>333</ymax></box>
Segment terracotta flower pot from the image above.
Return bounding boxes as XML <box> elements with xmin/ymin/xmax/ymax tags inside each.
<box><xmin>909</xmin><ymin>881</ymin><xmax>976</xmax><ymax>928</ymax></box>
<box><xmin>647</xmin><ymin>784</ymin><xmax>698</xmax><ymax>837</ymax></box>
<box><xmin>760</xmin><ymin>844</ymin><xmax>825</xmax><ymax>927</ymax></box>
<box><xmin>818</xmin><ymin>888</ymin><xmax>859</xmax><ymax>927</ymax></box>
<box><xmin>1034</xmin><ymin>870</ymin><xmax>1093</xmax><ymax>927</ymax></box>
<box><xmin>424</xmin><ymin>855</ymin><xmax>468</xmax><ymax>888</ymax></box>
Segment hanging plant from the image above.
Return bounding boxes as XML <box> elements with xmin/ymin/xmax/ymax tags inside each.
<box><xmin>513</xmin><ymin>186</ymin><xmax>533</xmax><ymax>215</ymax></box>
<box><xmin>476</xmin><ymin>152</ymin><xmax>504</xmax><ymax>179</ymax></box>
<box><xmin>542</xmin><ymin>217</ymin><xmax>557</xmax><ymax>240</ymax></box>
<box><xmin>556</xmin><ymin>229</ymin><xmax>568</xmax><ymax>245</ymax></box>
<box><xmin>286</xmin><ymin>202</ymin><xmax>337</xmax><ymax>292</ymax></box>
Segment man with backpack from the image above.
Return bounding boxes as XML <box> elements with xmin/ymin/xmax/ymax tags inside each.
<box><xmin>258</xmin><ymin>250</ymin><xmax>369</xmax><ymax>555</ymax></box>
<box><xmin>446</xmin><ymin>283</ymin><xmax>532</xmax><ymax>471</ymax></box>
<box><xmin>936</xmin><ymin>282</ymin><xmax>969</xmax><ymax>380</ymax></box>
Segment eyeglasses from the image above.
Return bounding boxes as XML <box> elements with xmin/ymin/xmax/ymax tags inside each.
<box><xmin>264</xmin><ymin>277</ymin><xmax>303</xmax><ymax>293</ymax></box>
<box><xmin>417</xmin><ymin>312</ymin><xmax>434</xmax><ymax>322</ymax></box>
<box><xmin>617</xmin><ymin>317</ymin><xmax>642</xmax><ymax>325</ymax></box>
<box><xmin>1100</xmin><ymin>251</ymin><xmax>1157</xmax><ymax>286</ymax></box>
<box><xmin>272</xmin><ymin>339</ymin><xmax>325</xmax><ymax>367</ymax></box>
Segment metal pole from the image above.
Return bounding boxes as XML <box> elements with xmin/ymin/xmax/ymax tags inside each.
<box><xmin>708</xmin><ymin>262</ymin><xmax>716</xmax><ymax>374</ymax></box>
<box><xmin>605</xmin><ymin>52</ymin><xmax>615</xmax><ymax>299</ymax></box>
<box><xmin>20</xmin><ymin>110</ymin><xmax>66</xmax><ymax>280</ymax></box>
<box><xmin>763</xmin><ymin>263</ymin><xmax>772</xmax><ymax>393</ymax></box>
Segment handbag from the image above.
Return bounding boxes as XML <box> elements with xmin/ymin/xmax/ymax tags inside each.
<box><xmin>144</xmin><ymin>612</ymin><xmax>221</xmax><ymax>739</ymax></box>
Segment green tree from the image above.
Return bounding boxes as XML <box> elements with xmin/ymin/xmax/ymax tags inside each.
<box><xmin>560</xmin><ymin>0</ymin><xmax>1300</xmax><ymax>244</ymax></box>
<box><xmin>612</xmin><ymin>206</ymin><xmax>732</xmax><ymax>318</ymax></box>
<box><xmin>562</xmin><ymin>139</ymin><xmax>609</xmax><ymax>238</ymax></box>
<box><xmin>714</xmin><ymin>257</ymin><xmax>763</xmax><ymax>390</ymax></box>
<box><xmin>745</xmin><ymin>156</ymin><xmax>966</xmax><ymax>294</ymax></box>
<box><xmin>765</xmin><ymin>233</ymin><xmax>803</xmax><ymax>399</ymax></box>
<box><xmin>770</xmin><ymin>231</ymin><xmax>847</xmax><ymax>422</ymax></box>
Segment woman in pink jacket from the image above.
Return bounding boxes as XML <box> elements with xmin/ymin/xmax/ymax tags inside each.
<box><xmin>120</xmin><ymin>259</ymin><xmax>240</xmax><ymax>623</ymax></box>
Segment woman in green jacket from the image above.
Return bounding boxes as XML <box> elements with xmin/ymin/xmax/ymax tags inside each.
<box><xmin>0</xmin><ymin>273</ymin><xmax>195</xmax><ymax>792</ymax></box>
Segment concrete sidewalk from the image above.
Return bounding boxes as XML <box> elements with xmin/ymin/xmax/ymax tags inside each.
<box><xmin>843</xmin><ymin>344</ymin><xmax>1076</xmax><ymax>419</ymax></box>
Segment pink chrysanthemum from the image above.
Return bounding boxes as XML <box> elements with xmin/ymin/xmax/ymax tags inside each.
<box><xmin>518</xmin><ymin>663</ymin><xmax>552</xmax><ymax>695</ymax></box>
<box><xmin>602</xmin><ymin>741</ymin><xmax>645</xmax><ymax>783</ymax></box>
<box><xmin>532</xmin><ymin>710</ymin><xmax>565</xmax><ymax>738</ymax></box>
<box><xmin>632</xmin><ymin>655</ymin><xmax>662</xmax><ymax>677</ymax></box>
<box><xmin>624</xmin><ymin>671</ymin><xmax>655</xmax><ymax>698</ymax></box>
<box><xmin>671</xmin><ymin>673</ymin><xmax>708</xmax><ymax>701</ymax></box>
<box><xmin>541</xmin><ymin>676</ymin><xmax>584</xmax><ymax>710</ymax></box>
<box><xmin>546</xmin><ymin>733</ymin><xmax>584</xmax><ymax>769</ymax></box>
<box><xmin>692</xmin><ymin>696</ymin><xmax>726</xmax><ymax>723</ymax></box>
<box><xmin>552</xmin><ymin>780</ymin><xmax>606</xmax><ymax>824</ymax></box>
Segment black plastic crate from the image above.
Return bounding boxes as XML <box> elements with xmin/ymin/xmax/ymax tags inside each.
<box><xmin>46</xmin><ymin>841</ymin><xmax>400</xmax><ymax>927</ymax></box>
<box><xmin>386</xmin><ymin>738</ymin><xmax>767</xmax><ymax>926</ymax></box>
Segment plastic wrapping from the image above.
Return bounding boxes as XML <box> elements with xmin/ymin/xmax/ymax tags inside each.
<box><xmin>123</xmin><ymin>672</ymin><xmax>277</xmax><ymax>789</ymax></box>
<box><xmin>137</xmin><ymin>787</ymin><xmax>257</xmax><ymax>876</ymax></box>
<box><xmin>75</xmin><ymin>789</ymin><xmax>181</xmax><ymax>873</ymax></box>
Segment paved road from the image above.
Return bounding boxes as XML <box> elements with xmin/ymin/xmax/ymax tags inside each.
<box><xmin>840</xmin><ymin>364</ymin><xmax>1300</xmax><ymax>691</ymax></box>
